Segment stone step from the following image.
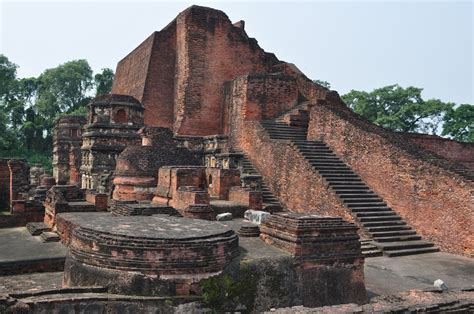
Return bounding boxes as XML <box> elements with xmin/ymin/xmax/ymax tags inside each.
<box><xmin>329</xmin><ymin>182</ymin><xmax>368</xmax><ymax>187</ymax></box>
<box><xmin>377</xmin><ymin>240</ymin><xmax>435</xmax><ymax>251</ymax></box>
<box><xmin>350</xmin><ymin>206</ymin><xmax>392</xmax><ymax>212</ymax></box>
<box><xmin>367</xmin><ymin>225</ymin><xmax>412</xmax><ymax>232</ymax></box>
<box><xmin>383</xmin><ymin>246</ymin><xmax>439</xmax><ymax>257</ymax></box>
<box><xmin>26</xmin><ymin>222</ymin><xmax>52</xmax><ymax>236</ymax></box>
<box><xmin>360</xmin><ymin>240</ymin><xmax>383</xmax><ymax>257</ymax></box>
<box><xmin>359</xmin><ymin>216</ymin><xmax>402</xmax><ymax>222</ymax></box>
<box><xmin>325</xmin><ymin>178</ymin><xmax>363</xmax><ymax>183</ymax></box>
<box><xmin>298</xmin><ymin>147</ymin><xmax>332</xmax><ymax>152</ymax></box>
<box><xmin>302</xmin><ymin>153</ymin><xmax>336</xmax><ymax>158</ymax></box>
<box><xmin>362</xmin><ymin>220</ymin><xmax>407</xmax><ymax>228</ymax></box>
<box><xmin>371</xmin><ymin>230</ymin><xmax>417</xmax><ymax>237</ymax></box>
<box><xmin>318</xmin><ymin>169</ymin><xmax>355</xmax><ymax>174</ymax></box>
<box><xmin>362</xmin><ymin>249</ymin><xmax>384</xmax><ymax>257</ymax></box>
<box><xmin>293</xmin><ymin>143</ymin><xmax>327</xmax><ymax>148</ymax></box>
<box><xmin>333</xmin><ymin>189</ymin><xmax>372</xmax><ymax>194</ymax></box>
<box><xmin>344</xmin><ymin>199</ymin><xmax>385</xmax><ymax>205</ymax></box>
<box><xmin>263</xmin><ymin>197</ymin><xmax>277</xmax><ymax>202</ymax></box>
<box><xmin>267</xmin><ymin>133</ymin><xmax>308</xmax><ymax>137</ymax></box>
<box><xmin>313</xmin><ymin>166</ymin><xmax>352</xmax><ymax>171</ymax></box>
<box><xmin>298</xmin><ymin>148</ymin><xmax>336</xmax><ymax>158</ymax></box>
<box><xmin>346</xmin><ymin>202</ymin><xmax>387</xmax><ymax>208</ymax></box>
<box><xmin>40</xmin><ymin>231</ymin><xmax>61</xmax><ymax>243</ymax></box>
<box><xmin>292</xmin><ymin>140</ymin><xmax>324</xmax><ymax>145</ymax></box>
<box><xmin>322</xmin><ymin>174</ymin><xmax>360</xmax><ymax>179</ymax></box>
<box><xmin>356</xmin><ymin>211</ymin><xmax>396</xmax><ymax>217</ymax></box>
<box><xmin>310</xmin><ymin>159</ymin><xmax>344</xmax><ymax>164</ymax></box>
<box><xmin>270</xmin><ymin>136</ymin><xmax>307</xmax><ymax>140</ymax></box>
<box><xmin>265</xmin><ymin>131</ymin><xmax>301</xmax><ymax>135</ymax></box>
<box><xmin>374</xmin><ymin>235</ymin><xmax>422</xmax><ymax>242</ymax></box>
<box><xmin>338</xmin><ymin>193</ymin><xmax>379</xmax><ymax>199</ymax></box>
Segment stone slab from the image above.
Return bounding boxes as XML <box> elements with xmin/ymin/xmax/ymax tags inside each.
<box><xmin>365</xmin><ymin>252</ymin><xmax>474</xmax><ymax>297</ymax></box>
<box><xmin>0</xmin><ymin>227</ymin><xmax>67</xmax><ymax>275</ymax></box>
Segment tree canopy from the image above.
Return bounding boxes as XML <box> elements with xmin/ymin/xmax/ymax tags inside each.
<box><xmin>441</xmin><ymin>104</ymin><xmax>474</xmax><ymax>142</ymax></box>
<box><xmin>0</xmin><ymin>54</ymin><xmax>114</xmax><ymax>168</ymax></box>
<box><xmin>338</xmin><ymin>84</ymin><xmax>472</xmax><ymax>141</ymax></box>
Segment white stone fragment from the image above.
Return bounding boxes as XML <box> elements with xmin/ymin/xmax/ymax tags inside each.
<box><xmin>244</xmin><ymin>209</ymin><xmax>270</xmax><ymax>225</ymax></box>
<box><xmin>216</xmin><ymin>212</ymin><xmax>233</xmax><ymax>221</ymax></box>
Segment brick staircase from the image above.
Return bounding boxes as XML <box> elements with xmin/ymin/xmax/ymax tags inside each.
<box><xmin>238</xmin><ymin>153</ymin><xmax>283</xmax><ymax>211</ymax></box>
<box><xmin>258</xmin><ymin>116</ymin><xmax>440</xmax><ymax>257</ymax></box>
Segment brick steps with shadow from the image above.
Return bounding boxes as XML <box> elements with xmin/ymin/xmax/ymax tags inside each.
<box><xmin>260</xmin><ymin>119</ymin><xmax>439</xmax><ymax>257</ymax></box>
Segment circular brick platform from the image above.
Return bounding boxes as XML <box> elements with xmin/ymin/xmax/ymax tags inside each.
<box><xmin>63</xmin><ymin>214</ymin><xmax>239</xmax><ymax>295</ymax></box>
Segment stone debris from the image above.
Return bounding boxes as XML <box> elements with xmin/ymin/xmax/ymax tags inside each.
<box><xmin>244</xmin><ymin>209</ymin><xmax>271</xmax><ymax>225</ymax></box>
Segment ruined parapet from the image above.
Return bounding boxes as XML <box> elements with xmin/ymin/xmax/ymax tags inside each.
<box><xmin>62</xmin><ymin>215</ymin><xmax>239</xmax><ymax>295</ymax></box>
<box><xmin>43</xmin><ymin>185</ymin><xmax>95</xmax><ymax>228</ymax></box>
<box><xmin>153</xmin><ymin>166</ymin><xmax>207</xmax><ymax>206</ymax></box>
<box><xmin>205</xmin><ymin>168</ymin><xmax>241</xmax><ymax>200</ymax></box>
<box><xmin>7</xmin><ymin>159</ymin><xmax>30</xmax><ymax>210</ymax></box>
<box><xmin>68</xmin><ymin>146</ymin><xmax>82</xmax><ymax>186</ymax></box>
<box><xmin>80</xmin><ymin>94</ymin><xmax>144</xmax><ymax>193</ymax></box>
<box><xmin>260</xmin><ymin>212</ymin><xmax>366</xmax><ymax>307</ymax></box>
<box><xmin>112</xmin><ymin>127</ymin><xmax>200</xmax><ymax>202</ymax></box>
<box><xmin>52</xmin><ymin>115</ymin><xmax>86</xmax><ymax>185</ymax></box>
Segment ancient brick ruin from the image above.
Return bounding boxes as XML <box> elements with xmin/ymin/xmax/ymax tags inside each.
<box><xmin>0</xmin><ymin>5</ymin><xmax>472</xmax><ymax>313</ymax></box>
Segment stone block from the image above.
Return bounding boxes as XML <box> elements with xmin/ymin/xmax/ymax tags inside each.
<box><xmin>216</xmin><ymin>213</ymin><xmax>232</xmax><ymax>221</ymax></box>
<box><xmin>244</xmin><ymin>209</ymin><xmax>271</xmax><ymax>225</ymax></box>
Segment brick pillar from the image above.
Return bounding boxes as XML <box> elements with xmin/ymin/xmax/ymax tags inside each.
<box><xmin>260</xmin><ymin>212</ymin><xmax>367</xmax><ymax>306</ymax></box>
<box><xmin>0</xmin><ymin>159</ymin><xmax>10</xmax><ymax>210</ymax></box>
<box><xmin>8</xmin><ymin>159</ymin><xmax>30</xmax><ymax>211</ymax></box>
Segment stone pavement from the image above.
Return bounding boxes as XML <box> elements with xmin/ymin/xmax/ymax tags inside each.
<box><xmin>0</xmin><ymin>227</ymin><xmax>67</xmax><ymax>275</ymax></box>
<box><xmin>0</xmin><ymin>223</ymin><xmax>472</xmax><ymax>303</ymax></box>
<box><xmin>365</xmin><ymin>251</ymin><xmax>474</xmax><ymax>297</ymax></box>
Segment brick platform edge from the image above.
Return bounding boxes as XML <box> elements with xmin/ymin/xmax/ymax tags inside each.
<box><xmin>0</xmin><ymin>212</ymin><xmax>44</xmax><ymax>229</ymax></box>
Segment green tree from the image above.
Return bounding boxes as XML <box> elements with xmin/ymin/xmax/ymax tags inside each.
<box><xmin>342</xmin><ymin>84</ymin><xmax>453</xmax><ymax>134</ymax></box>
<box><xmin>36</xmin><ymin>59</ymin><xmax>93</xmax><ymax>115</ymax></box>
<box><xmin>313</xmin><ymin>79</ymin><xmax>331</xmax><ymax>89</ymax></box>
<box><xmin>442</xmin><ymin>104</ymin><xmax>474</xmax><ymax>142</ymax></box>
<box><xmin>94</xmin><ymin>68</ymin><xmax>114</xmax><ymax>96</ymax></box>
<box><xmin>0</xmin><ymin>54</ymin><xmax>18</xmax><ymax>99</ymax></box>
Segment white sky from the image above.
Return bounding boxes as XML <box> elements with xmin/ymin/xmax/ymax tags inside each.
<box><xmin>1</xmin><ymin>0</ymin><xmax>473</xmax><ymax>104</ymax></box>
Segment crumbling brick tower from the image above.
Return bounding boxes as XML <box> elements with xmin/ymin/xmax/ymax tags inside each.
<box><xmin>112</xmin><ymin>5</ymin><xmax>282</xmax><ymax>136</ymax></box>
<box><xmin>111</xmin><ymin>5</ymin><xmax>473</xmax><ymax>257</ymax></box>
<box><xmin>52</xmin><ymin>115</ymin><xmax>86</xmax><ymax>185</ymax></box>
<box><xmin>80</xmin><ymin>94</ymin><xmax>143</xmax><ymax>193</ymax></box>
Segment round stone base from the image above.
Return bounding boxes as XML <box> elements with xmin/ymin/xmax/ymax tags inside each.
<box><xmin>62</xmin><ymin>214</ymin><xmax>239</xmax><ymax>295</ymax></box>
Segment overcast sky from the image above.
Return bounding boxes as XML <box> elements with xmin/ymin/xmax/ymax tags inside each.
<box><xmin>1</xmin><ymin>0</ymin><xmax>472</xmax><ymax>104</ymax></box>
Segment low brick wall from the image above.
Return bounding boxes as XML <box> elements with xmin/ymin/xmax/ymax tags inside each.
<box><xmin>307</xmin><ymin>93</ymin><xmax>473</xmax><ymax>256</ymax></box>
<box><xmin>228</xmin><ymin>186</ymin><xmax>262</xmax><ymax>210</ymax></box>
<box><xmin>0</xmin><ymin>212</ymin><xmax>44</xmax><ymax>228</ymax></box>
<box><xmin>405</xmin><ymin>133</ymin><xmax>474</xmax><ymax>171</ymax></box>
<box><xmin>234</xmin><ymin>121</ymin><xmax>354</xmax><ymax>222</ymax></box>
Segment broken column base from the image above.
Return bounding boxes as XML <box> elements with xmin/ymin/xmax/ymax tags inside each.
<box><xmin>259</xmin><ymin>212</ymin><xmax>367</xmax><ymax>307</ymax></box>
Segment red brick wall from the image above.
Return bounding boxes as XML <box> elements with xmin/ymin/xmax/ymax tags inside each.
<box><xmin>226</xmin><ymin>81</ymin><xmax>354</xmax><ymax>222</ymax></box>
<box><xmin>405</xmin><ymin>133</ymin><xmax>474</xmax><ymax>171</ymax></box>
<box><xmin>228</xmin><ymin>186</ymin><xmax>262</xmax><ymax>210</ymax></box>
<box><xmin>205</xmin><ymin>168</ymin><xmax>241</xmax><ymax>199</ymax></box>
<box><xmin>225</xmin><ymin>74</ymin><xmax>300</xmax><ymax>135</ymax></box>
<box><xmin>236</xmin><ymin>121</ymin><xmax>354</xmax><ymax>222</ymax></box>
<box><xmin>0</xmin><ymin>159</ymin><xmax>10</xmax><ymax>210</ymax></box>
<box><xmin>142</xmin><ymin>23</ymin><xmax>177</xmax><ymax>128</ymax></box>
<box><xmin>173</xmin><ymin>6</ymin><xmax>279</xmax><ymax>136</ymax></box>
<box><xmin>307</xmin><ymin>93</ymin><xmax>473</xmax><ymax>256</ymax></box>
<box><xmin>112</xmin><ymin>33</ymin><xmax>155</xmax><ymax>103</ymax></box>
<box><xmin>112</xmin><ymin>26</ymin><xmax>177</xmax><ymax>129</ymax></box>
